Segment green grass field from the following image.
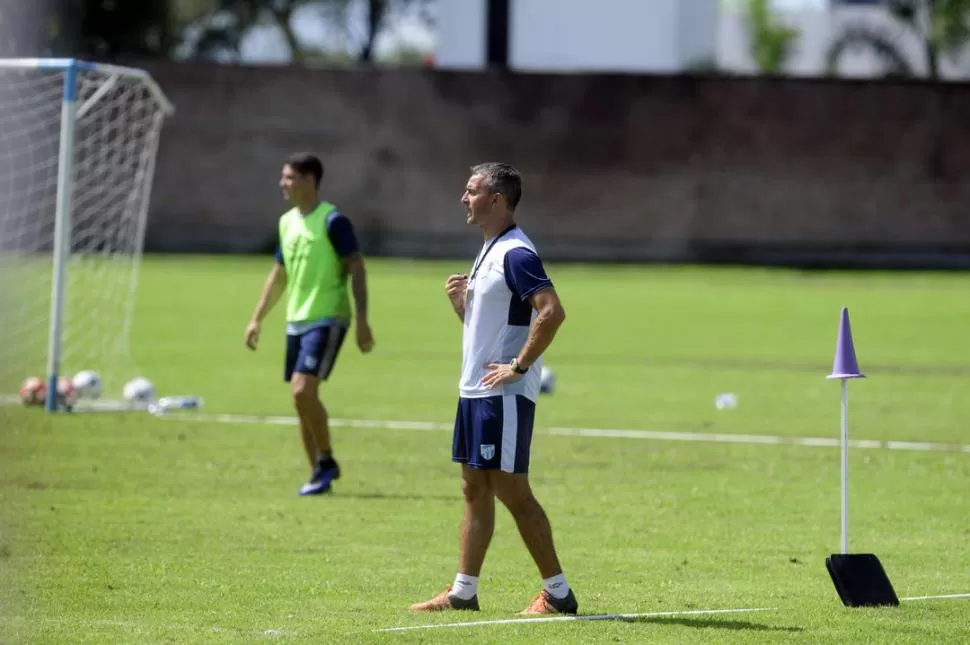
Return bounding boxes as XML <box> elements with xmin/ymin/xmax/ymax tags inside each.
<box><xmin>2</xmin><ymin>256</ymin><xmax>969</xmax><ymax>644</ymax></box>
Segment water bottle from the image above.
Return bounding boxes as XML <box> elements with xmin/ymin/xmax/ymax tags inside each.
<box><xmin>148</xmin><ymin>395</ymin><xmax>204</xmax><ymax>416</ymax></box>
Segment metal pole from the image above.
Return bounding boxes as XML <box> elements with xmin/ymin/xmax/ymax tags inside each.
<box><xmin>840</xmin><ymin>378</ymin><xmax>849</xmax><ymax>554</ymax></box>
<box><xmin>45</xmin><ymin>59</ymin><xmax>79</xmax><ymax>412</ymax></box>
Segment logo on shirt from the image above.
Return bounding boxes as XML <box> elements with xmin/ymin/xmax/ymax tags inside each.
<box><xmin>480</xmin><ymin>444</ymin><xmax>496</xmax><ymax>461</ymax></box>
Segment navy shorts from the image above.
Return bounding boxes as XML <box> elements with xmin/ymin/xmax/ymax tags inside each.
<box><xmin>284</xmin><ymin>324</ymin><xmax>348</xmax><ymax>382</ymax></box>
<box><xmin>452</xmin><ymin>395</ymin><xmax>536</xmax><ymax>474</ymax></box>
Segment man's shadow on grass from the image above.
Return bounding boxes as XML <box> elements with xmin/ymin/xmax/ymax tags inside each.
<box><xmin>615</xmin><ymin>616</ymin><xmax>802</xmax><ymax>633</ymax></box>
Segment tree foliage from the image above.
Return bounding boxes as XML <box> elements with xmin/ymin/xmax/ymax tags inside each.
<box><xmin>0</xmin><ymin>0</ymin><xmax>432</xmax><ymax>63</ymax></box>
<box><xmin>745</xmin><ymin>0</ymin><xmax>800</xmax><ymax>74</ymax></box>
<box><xmin>0</xmin><ymin>0</ymin><xmax>173</xmax><ymax>59</ymax></box>
<box><xmin>826</xmin><ymin>0</ymin><xmax>970</xmax><ymax>79</ymax></box>
<box><xmin>184</xmin><ymin>0</ymin><xmax>434</xmax><ymax>64</ymax></box>
<box><xmin>75</xmin><ymin>0</ymin><xmax>174</xmax><ymax>59</ymax></box>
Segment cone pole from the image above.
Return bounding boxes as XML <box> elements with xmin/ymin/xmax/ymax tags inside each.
<box><xmin>827</xmin><ymin>306</ymin><xmax>864</xmax><ymax>554</ymax></box>
<box><xmin>824</xmin><ymin>308</ymin><xmax>899</xmax><ymax>607</ymax></box>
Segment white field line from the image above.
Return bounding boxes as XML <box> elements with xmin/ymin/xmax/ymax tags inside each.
<box><xmin>157</xmin><ymin>411</ymin><xmax>970</xmax><ymax>454</ymax></box>
<box><xmin>3</xmin><ymin>395</ymin><xmax>969</xmax><ymax>453</ymax></box>
<box><xmin>375</xmin><ymin>607</ymin><xmax>774</xmax><ymax>633</ymax></box>
<box><xmin>900</xmin><ymin>593</ymin><xmax>970</xmax><ymax>601</ymax></box>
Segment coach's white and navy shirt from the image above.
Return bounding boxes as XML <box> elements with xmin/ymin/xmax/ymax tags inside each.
<box><xmin>460</xmin><ymin>227</ymin><xmax>553</xmax><ymax>403</ymax></box>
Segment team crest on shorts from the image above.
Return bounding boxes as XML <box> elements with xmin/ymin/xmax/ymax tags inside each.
<box><xmin>480</xmin><ymin>444</ymin><xmax>495</xmax><ymax>460</ymax></box>
<box><xmin>304</xmin><ymin>356</ymin><xmax>318</xmax><ymax>370</ymax></box>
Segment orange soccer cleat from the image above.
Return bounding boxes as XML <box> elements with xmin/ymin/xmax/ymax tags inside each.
<box><xmin>520</xmin><ymin>589</ymin><xmax>578</xmax><ymax>615</ymax></box>
<box><xmin>409</xmin><ymin>585</ymin><xmax>480</xmax><ymax>612</ymax></box>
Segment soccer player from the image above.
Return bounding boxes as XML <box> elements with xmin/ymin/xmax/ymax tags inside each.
<box><xmin>244</xmin><ymin>152</ymin><xmax>374</xmax><ymax>496</ymax></box>
<box><xmin>410</xmin><ymin>162</ymin><xmax>578</xmax><ymax>615</ymax></box>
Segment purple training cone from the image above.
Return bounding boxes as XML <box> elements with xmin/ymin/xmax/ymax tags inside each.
<box><xmin>827</xmin><ymin>307</ymin><xmax>865</xmax><ymax>380</ymax></box>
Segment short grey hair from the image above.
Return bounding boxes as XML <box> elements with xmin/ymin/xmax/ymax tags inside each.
<box><xmin>470</xmin><ymin>162</ymin><xmax>522</xmax><ymax>211</ymax></box>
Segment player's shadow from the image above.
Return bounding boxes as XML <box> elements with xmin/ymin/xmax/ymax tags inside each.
<box><xmin>336</xmin><ymin>492</ymin><xmax>460</xmax><ymax>502</ymax></box>
<box><xmin>616</xmin><ymin>616</ymin><xmax>802</xmax><ymax>632</ymax></box>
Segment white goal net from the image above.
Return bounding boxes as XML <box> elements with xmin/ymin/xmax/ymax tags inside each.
<box><xmin>0</xmin><ymin>60</ymin><xmax>173</xmax><ymax>403</ymax></box>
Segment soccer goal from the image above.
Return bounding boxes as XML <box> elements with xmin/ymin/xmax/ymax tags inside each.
<box><xmin>0</xmin><ymin>58</ymin><xmax>174</xmax><ymax>411</ymax></box>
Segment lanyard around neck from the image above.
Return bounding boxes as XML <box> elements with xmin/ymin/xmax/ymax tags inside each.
<box><xmin>470</xmin><ymin>225</ymin><xmax>517</xmax><ymax>281</ymax></box>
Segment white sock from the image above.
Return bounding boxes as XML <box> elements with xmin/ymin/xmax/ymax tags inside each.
<box><xmin>543</xmin><ymin>573</ymin><xmax>570</xmax><ymax>599</ymax></box>
<box><xmin>449</xmin><ymin>573</ymin><xmax>479</xmax><ymax>600</ymax></box>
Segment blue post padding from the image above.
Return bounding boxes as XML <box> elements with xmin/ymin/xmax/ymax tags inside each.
<box><xmin>63</xmin><ymin>59</ymin><xmax>78</xmax><ymax>102</ymax></box>
<box><xmin>46</xmin><ymin>374</ymin><xmax>58</xmax><ymax>412</ymax></box>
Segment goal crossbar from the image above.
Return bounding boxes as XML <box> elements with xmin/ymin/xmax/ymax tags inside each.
<box><xmin>0</xmin><ymin>58</ymin><xmax>175</xmax><ymax>115</ymax></box>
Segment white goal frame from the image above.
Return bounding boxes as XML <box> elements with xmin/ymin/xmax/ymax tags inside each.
<box><xmin>0</xmin><ymin>58</ymin><xmax>175</xmax><ymax>411</ymax></box>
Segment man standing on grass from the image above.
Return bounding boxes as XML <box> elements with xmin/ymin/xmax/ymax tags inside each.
<box><xmin>410</xmin><ymin>162</ymin><xmax>578</xmax><ymax>616</ymax></box>
<box><xmin>244</xmin><ymin>152</ymin><xmax>374</xmax><ymax>496</ymax></box>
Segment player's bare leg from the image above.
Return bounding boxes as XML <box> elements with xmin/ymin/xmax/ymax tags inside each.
<box><xmin>291</xmin><ymin>372</ymin><xmax>339</xmax><ymax>496</ymax></box>
<box><xmin>297</xmin><ymin>418</ymin><xmax>317</xmax><ymax>470</ymax></box>
<box><xmin>292</xmin><ymin>373</ymin><xmax>332</xmax><ymax>454</ymax></box>
<box><xmin>291</xmin><ymin>384</ymin><xmax>319</xmax><ymax>471</ymax></box>
<box><xmin>458</xmin><ymin>466</ymin><xmax>495</xmax><ymax>577</ymax></box>
<box><xmin>491</xmin><ymin>471</ymin><xmax>578</xmax><ymax>615</ymax></box>
<box><xmin>291</xmin><ymin>372</ymin><xmax>320</xmax><ymax>462</ymax></box>
<box><xmin>410</xmin><ymin>466</ymin><xmax>492</xmax><ymax>612</ymax></box>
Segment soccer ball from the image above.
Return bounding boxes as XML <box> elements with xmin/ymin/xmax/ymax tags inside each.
<box><xmin>19</xmin><ymin>377</ymin><xmax>46</xmax><ymax>406</ymax></box>
<box><xmin>123</xmin><ymin>377</ymin><xmax>155</xmax><ymax>402</ymax></box>
<box><xmin>539</xmin><ymin>365</ymin><xmax>556</xmax><ymax>395</ymax></box>
<box><xmin>72</xmin><ymin>370</ymin><xmax>102</xmax><ymax>400</ymax></box>
<box><xmin>56</xmin><ymin>378</ymin><xmax>78</xmax><ymax>410</ymax></box>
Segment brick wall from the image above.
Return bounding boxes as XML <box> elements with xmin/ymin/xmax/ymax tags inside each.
<box><xmin>141</xmin><ymin>62</ymin><xmax>970</xmax><ymax>267</ymax></box>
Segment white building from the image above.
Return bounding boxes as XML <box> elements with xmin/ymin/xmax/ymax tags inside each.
<box><xmin>433</xmin><ymin>0</ymin><xmax>970</xmax><ymax>80</ymax></box>
<box><xmin>436</xmin><ymin>0</ymin><xmax>720</xmax><ymax>73</ymax></box>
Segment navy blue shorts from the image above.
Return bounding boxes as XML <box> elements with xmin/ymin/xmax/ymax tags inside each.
<box><xmin>284</xmin><ymin>324</ymin><xmax>348</xmax><ymax>382</ymax></box>
<box><xmin>452</xmin><ymin>395</ymin><xmax>536</xmax><ymax>474</ymax></box>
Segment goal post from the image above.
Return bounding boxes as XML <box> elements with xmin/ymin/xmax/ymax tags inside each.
<box><xmin>0</xmin><ymin>58</ymin><xmax>174</xmax><ymax>411</ymax></box>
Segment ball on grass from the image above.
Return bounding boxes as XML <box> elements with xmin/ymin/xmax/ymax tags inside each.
<box><xmin>539</xmin><ymin>366</ymin><xmax>556</xmax><ymax>395</ymax></box>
